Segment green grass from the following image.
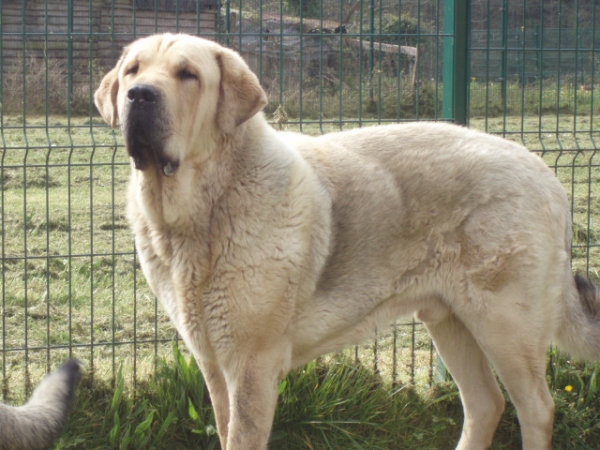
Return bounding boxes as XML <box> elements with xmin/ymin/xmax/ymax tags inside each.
<box><xmin>52</xmin><ymin>344</ymin><xmax>600</xmax><ymax>449</ymax></box>
<box><xmin>54</xmin><ymin>343</ymin><xmax>468</xmax><ymax>449</ymax></box>
<box><xmin>1</xmin><ymin>113</ymin><xmax>600</xmax><ymax>448</ymax></box>
<box><xmin>469</xmin><ymin>80</ymin><xmax>600</xmax><ymax>118</ymax></box>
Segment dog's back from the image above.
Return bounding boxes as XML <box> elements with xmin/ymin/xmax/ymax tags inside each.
<box><xmin>0</xmin><ymin>359</ymin><xmax>81</xmax><ymax>450</ymax></box>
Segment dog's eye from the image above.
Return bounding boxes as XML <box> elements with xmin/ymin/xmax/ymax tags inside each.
<box><xmin>177</xmin><ymin>69</ymin><xmax>198</xmax><ymax>81</ymax></box>
<box><xmin>126</xmin><ymin>64</ymin><xmax>139</xmax><ymax>76</ymax></box>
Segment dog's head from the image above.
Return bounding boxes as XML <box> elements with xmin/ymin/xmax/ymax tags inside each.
<box><xmin>94</xmin><ymin>33</ymin><xmax>267</xmax><ymax>175</ymax></box>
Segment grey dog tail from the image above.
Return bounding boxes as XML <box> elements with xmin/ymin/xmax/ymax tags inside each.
<box><xmin>556</xmin><ymin>274</ymin><xmax>600</xmax><ymax>361</ymax></box>
<box><xmin>0</xmin><ymin>359</ymin><xmax>81</xmax><ymax>450</ymax></box>
<box><xmin>574</xmin><ymin>274</ymin><xmax>600</xmax><ymax>319</ymax></box>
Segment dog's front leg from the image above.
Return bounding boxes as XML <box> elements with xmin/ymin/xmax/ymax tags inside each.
<box><xmin>224</xmin><ymin>346</ymin><xmax>291</xmax><ymax>450</ymax></box>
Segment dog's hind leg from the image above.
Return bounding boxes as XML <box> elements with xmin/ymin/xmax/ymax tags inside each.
<box><xmin>420</xmin><ymin>310</ymin><xmax>505</xmax><ymax>450</ymax></box>
<box><xmin>471</xmin><ymin>304</ymin><xmax>554</xmax><ymax>450</ymax></box>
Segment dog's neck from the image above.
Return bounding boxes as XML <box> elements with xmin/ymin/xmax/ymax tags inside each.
<box><xmin>127</xmin><ymin>114</ymin><xmax>271</xmax><ymax>232</ymax></box>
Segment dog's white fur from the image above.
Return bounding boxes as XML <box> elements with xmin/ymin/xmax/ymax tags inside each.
<box><xmin>95</xmin><ymin>33</ymin><xmax>600</xmax><ymax>450</ymax></box>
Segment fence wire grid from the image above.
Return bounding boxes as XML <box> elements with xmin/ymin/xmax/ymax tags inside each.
<box><xmin>0</xmin><ymin>0</ymin><xmax>599</xmax><ymax>398</ymax></box>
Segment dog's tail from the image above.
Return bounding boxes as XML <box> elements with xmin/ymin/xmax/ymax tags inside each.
<box><xmin>0</xmin><ymin>359</ymin><xmax>81</xmax><ymax>450</ymax></box>
<box><xmin>555</xmin><ymin>274</ymin><xmax>600</xmax><ymax>361</ymax></box>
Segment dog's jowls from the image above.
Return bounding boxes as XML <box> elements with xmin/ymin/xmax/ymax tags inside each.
<box><xmin>95</xmin><ymin>33</ymin><xmax>600</xmax><ymax>450</ymax></box>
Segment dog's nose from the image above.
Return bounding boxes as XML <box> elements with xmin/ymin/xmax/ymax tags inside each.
<box><xmin>127</xmin><ymin>85</ymin><xmax>158</xmax><ymax>104</ymax></box>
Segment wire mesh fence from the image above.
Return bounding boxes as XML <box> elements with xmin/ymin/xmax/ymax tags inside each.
<box><xmin>1</xmin><ymin>0</ymin><xmax>599</xmax><ymax>401</ymax></box>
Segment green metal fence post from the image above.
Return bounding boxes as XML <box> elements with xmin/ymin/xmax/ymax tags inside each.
<box><xmin>67</xmin><ymin>0</ymin><xmax>74</xmax><ymax>120</ymax></box>
<box><xmin>438</xmin><ymin>0</ymin><xmax>470</xmax><ymax>381</ymax></box>
<box><xmin>369</xmin><ymin>0</ymin><xmax>375</xmax><ymax>106</ymax></box>
<box><xmin>500</xmin><ymin>0</ymin><xmax>508</xmax><ymax>112</ymax></box>
<box><xmin>225</xmin><ymin>1</ymin><xmax>231</xmax><ymax>44</ymax></box>
<box><xmin>442</xmin><ymin>0</ymin><xmax>454</xmax><ymax>121</ymax></box>
<box><xmin>442</xmin><ymin>0</ymin><xmax>470</xmax><ymax>125</ymax></box>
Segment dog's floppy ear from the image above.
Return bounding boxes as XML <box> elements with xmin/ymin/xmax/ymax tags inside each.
<box><xmin>94</xmin><ymin>53</ymin><xmax>126</xmax><ymax>128</ymax></box>
<box><xmin>216</xmin><ymin>49</ymin><xmax>268</xmax><ymax>134</ymax></box>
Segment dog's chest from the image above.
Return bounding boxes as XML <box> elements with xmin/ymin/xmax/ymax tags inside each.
<box><xmin>136</xmin><ymin>215</ymin><xmax>219</xmax><ymax>346</ymax></box>
<box><xmin>129</xmin><ymin>174</ymin><xmax>213</xmax><ymax>290</ymax></box>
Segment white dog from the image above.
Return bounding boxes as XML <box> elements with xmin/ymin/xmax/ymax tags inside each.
<box><xmin>95</xmin><ymin>33</ymin><xmax>600</xmax><ymax>450</ymax></box>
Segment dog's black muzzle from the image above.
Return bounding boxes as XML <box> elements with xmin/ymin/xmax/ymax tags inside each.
<box><xmin>122</xmin><ymin>84</ymin><xmax>178</xmax><ymax>175</ymax></box>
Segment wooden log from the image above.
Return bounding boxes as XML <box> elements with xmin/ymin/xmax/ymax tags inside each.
<box><xmin>345</xmin><ymin>38</ymin><xmax>417</xmax><ymax>57</ymax></box>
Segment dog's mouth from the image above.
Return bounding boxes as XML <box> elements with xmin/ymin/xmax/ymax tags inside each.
<box><xmin>127</xmin><ymin>136</ymin><xmax>179</xmax><ymax>177</ymax></box>
<box><xmin>129</xmin><ymin>140</ymin><xmax>180</xmax><ymax>176</ymax></box>
<box><xmin>124</xmin><ymin>120</ymin><xmax>178</xmax><ymax>176</ymax></box>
